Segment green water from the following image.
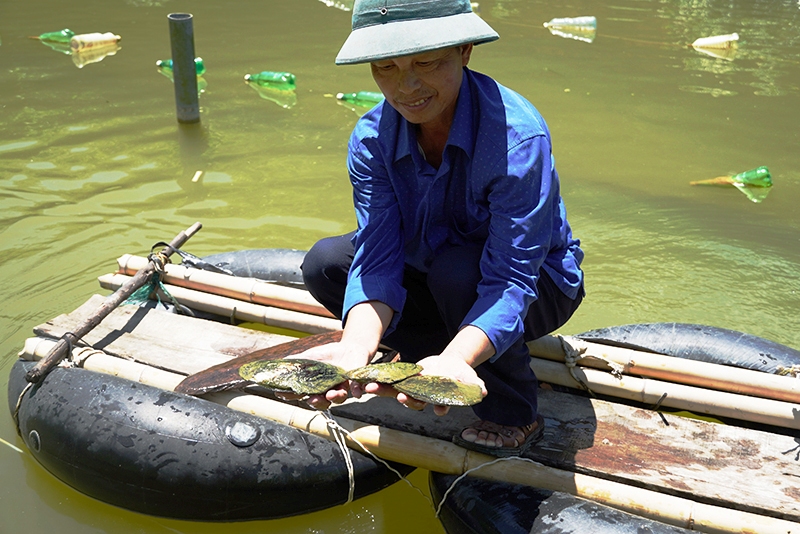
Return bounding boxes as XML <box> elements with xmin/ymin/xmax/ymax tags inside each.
<box><xmin>1</xmin><ymin>0</ymin><xmax>799</xmax><ymax>532</ymax></box>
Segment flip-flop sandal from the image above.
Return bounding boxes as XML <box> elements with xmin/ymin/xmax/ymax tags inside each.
<box><xmin>453</xmin><ymin>415</ymin><xmax>545</xmax><ymax>458</ymax></box>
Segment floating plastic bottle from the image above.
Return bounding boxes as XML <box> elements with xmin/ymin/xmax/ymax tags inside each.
<box><xmin>336</xmin><ymin>91</ymin><xmax>383</xmax><ymax>108</ymax></box>
<box><xmin>731</xmin><ymin>166</ymin><xmax>772</xmax><ymax>187</ymax></box>
<box><xmin>33</xmin><ymin>28</ymin><xmax>75</xmax><ymax>54</ymax></box>
<box><xmin>156</xmin><ymin>59</ymin><xmax>207</xmax><ymax>95</ymax></box>
<box><xmin>691</xmin><ymin>33</ymin><xmax>739</xmax><ymax>61</ymax></box>
<box><xmin>244</xmin><ymin>71</ymin><xmax>296</xmax><ymax>91</ymax></box>
<box><xmin>156</xmin><ymin>57</ymin><xmax>206</xmax><ymax>76</ymax></box>
<box><xmin>38</xmin><ymin>28</ymin><xmax>75</xmax><ymax>44</ymax></box>
<box><xmin>691</xmin><ymin>33</ymin><xmax>739</xmax><ymax>50</ymax></box>
<box><xmin>690</xmin><ymin>166</ymin><xmax>772</xmax><ymax>203</ymax></box>
<box><xmin>543</xmin><ymin>16</ymin><xmax>597</xmax><ymax>43</ymax></box>
<box><xmin>70</xmin><ymin>32</ymin><xmax>121</xmax><ymax>52</ymax></box>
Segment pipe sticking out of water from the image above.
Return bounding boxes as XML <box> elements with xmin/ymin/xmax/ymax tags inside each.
<box><xmin>167</xmin><ymin>13</ymin><xmax>200</xmax><ymax>124</ymax></box>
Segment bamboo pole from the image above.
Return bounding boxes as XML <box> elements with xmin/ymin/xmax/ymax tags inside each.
<box><xmin>527</xmin><ymin>335</ymin><xmax>800</xmax><ymax>404</ymax></box>
<box><xmin>117</xmin><ymin>254</ymin><xmax>334</xmax><ymax>318</ymax></box>
<box><xmin>112</xmin><ymin>253</ymin><xmax>800</xmax><ymax>406</ymax></box>
<box><xmin>97</xmin><ymin>273</ymin><xmax>341</xmax><ymax>334</ymax></box>
<box><xmin>17</xmin><ymin>337</ymin><xmax>798</xmax><ymax>533</ymax></box>
<box><xmin>530</xmin><ymin>357</ymin><xmax>800</xmax><ymax>430</ymax></box>
<box><xmin>25</xmin><ymin>223</ymin><xmax>202</xmax><ymax>384</ymax></box>
<box><xmin>104</xmin><ymin>263</ymin><xmax>800</xmax><ymax>408</ymax></box>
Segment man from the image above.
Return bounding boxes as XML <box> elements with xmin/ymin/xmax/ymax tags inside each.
<box><xmin>298</xmin><ymin>0</ymin><xmax>585</xmax><ymax>457</ymax></box>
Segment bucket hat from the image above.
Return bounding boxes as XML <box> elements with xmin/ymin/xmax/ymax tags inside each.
<box><xmin>335</xmin><ymin>0</ymin><xmax>499</xmax><ymax>65</ymax></box>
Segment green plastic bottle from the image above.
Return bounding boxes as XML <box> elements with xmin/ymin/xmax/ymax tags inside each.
<box><xmin>731</xmin><ymin>166</ymin><xmax>772</xmax><ymax>187</ymax></box>
<box><xmin>156</xmin><ymin>57</ymin><xmax>206</xmax><ymax>76</ymax></box>
<box><xmin>336</xmin><ymin>91</ymin><xmax>383</xmax><ymax>108</ymax></box>
<box><xmin>244</xmin><ymin>71</ymin><xmax>296</xmax><ymax>90</ymax></box>
<box><xmin>39</xmin><ymin>29</ymin><xmax>75</xmax><ymax>43</ymax></box>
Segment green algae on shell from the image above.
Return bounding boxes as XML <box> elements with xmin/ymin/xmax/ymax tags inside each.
<box><xmin>346</xmin><ymin>362</ymin><xmax>422</xmax><ymax>384</ymax></box>
<box><xmin>393</xmin><ymin>375</ymin><xmax>483</xmax><ymax>406</ymax></box>
<box><xmin>238</xmin><ymin>358</ymin><xmax>347</xmax><ymax>395</ymax></box>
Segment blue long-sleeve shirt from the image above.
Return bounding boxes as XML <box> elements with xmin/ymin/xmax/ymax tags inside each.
<box><xmin>343</xmin><ymin>68</ymin><xmax>584</xmax><ymax>359</ymax></box>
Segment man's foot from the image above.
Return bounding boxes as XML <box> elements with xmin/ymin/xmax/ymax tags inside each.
<box><xmin>453</xmin><ymin>415</ymin><xmax>545</xmax><ymax>457</ymax></box>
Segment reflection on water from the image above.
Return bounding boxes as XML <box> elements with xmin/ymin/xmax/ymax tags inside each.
<box><xmin>1</xmin><ymin>0</ymin><xmax>799</xmax><ymax>533</ymax></box>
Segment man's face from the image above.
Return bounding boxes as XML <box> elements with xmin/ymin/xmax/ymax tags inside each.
<box><xmin>370</xmin><ymin>45</ymin><xmax>473</xmax><ymax>131</ymax></box>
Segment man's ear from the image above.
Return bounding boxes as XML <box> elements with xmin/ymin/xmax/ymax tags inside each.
<box><xmin>461</xmin><ymin>44</ymin><xmax>474</xmax><ymax>67</ymax></box>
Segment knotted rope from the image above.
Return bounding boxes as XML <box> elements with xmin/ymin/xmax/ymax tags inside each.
<box><xmin>124</xmin><ymin>244</ymin><xmax>192</xmax><ymax>315</ymax></box>
<box><xmin>557</xmin><ymin>335</ymin><xmax>626</xmax><ymax>397</ymax></box>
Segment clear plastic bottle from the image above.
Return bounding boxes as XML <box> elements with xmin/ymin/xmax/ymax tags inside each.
<box><xmin>691</xmin><ymin>33</ymin><xmax>739</xmax><ymax>50</ymax></box>
<box><xmin>543</xmin><ymin>16</ymin><xmax>597</xmax><ymax>31</ymax></box>
<box><xmin>244</xmin><ymin>71</ymin><xmax>296</xmax><ymax>90</ymax></box>
<box><xmin>336</xmin><ymin>91</ymin><xmax>383</xmax><ymax>108</ymax></box>
<box><xmin>543</xmin><ymin>16</ymin><xmax>597</xmax><ymax>43</ymax></box>
<box><xmin>70</xmin><ymin>32</ymin><xmax>121</xmax><ymax>52</ymax></box>
<box><xmin>156</xmin><ymin>57</ymin><xmax>206</xmax><ymax>76</ymax></box>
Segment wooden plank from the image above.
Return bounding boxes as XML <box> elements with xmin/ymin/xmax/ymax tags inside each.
<box><xmin>32</xmin><ymin>294</ymin><xmax>294</xmax><ymax>376</ymax></box>
<box><xmin>333</xmin><ymin>389</ymin><xmax>800</xmax><ymax>522</ymax></box>
<box><xmin>29</xmin><ymin>298</ymin><xmax>800</xmax><ymax>521</ymax></box>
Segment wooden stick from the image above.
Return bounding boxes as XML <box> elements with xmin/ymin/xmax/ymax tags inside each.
<box><xmin>117</xmin><ymin>254</ymin><xmax>334</xmax><ymax>318</ymax></box>
<box><xmin>25</xmin><ymin>222</ymin><xmax>202</xmax><ymax>383</ymax></box>
<box><xmin>689</xmin><ymin>176</ymin><xmax>735</xmax><ymax>186</ymax></box>
<box><xmin>97</xmin><ymin>272</ymin><xmax>341</xmax><ymax>334</ymax></box>
<box><xmin>17</xmin><ymin>337</ymin><xmax>798</xmax><ymax>534</ymax></box>
<box><xmin>527</xmin><ymin>335</ymin><xmax>800</xmax><ymax>404</ymax></box>
<box><xmin>530</xmin><ymin>357</ymin><xmax>800</xmax><ymax>430</ymax></box>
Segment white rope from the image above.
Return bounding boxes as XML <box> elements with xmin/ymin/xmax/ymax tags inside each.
<box><xmin>314</xmin><ymin>410</ymin><xmax>433</xmax><ymax>507</ymax></box>
<box><xmin>433</xmin><ymin>455</ymin><xmax>542</xmax><ymax>517</ymax></box>
<box><xmin>319</xmin><ymin>410</ymin><xmax>356</xmax><ymax>504</ymax></box>
<box><xmin>557</xmin><ymin>335</ymin><xmax>626</xmax><ymax>396</ymax></box>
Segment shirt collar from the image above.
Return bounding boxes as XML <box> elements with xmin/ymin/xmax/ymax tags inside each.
<box><xmin>394</xmin><ymin>68</ymin><xmax>475</xmax><ymax>163</ymax></box>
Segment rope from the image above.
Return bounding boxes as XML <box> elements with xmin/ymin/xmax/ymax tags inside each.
<box><xmin>558</xmin><ymin>335</ymin><xmax>595</xmax><ymax>396</ymax></box>
<box><xmin>321</xmin><ymin>410</ymin><xmax>356</xmax><ymax>504</ymax></box>
<box><xmin>12</xmin><ymin>382</ymin><xmax>34</xmax><ymax>436</ymax></box>
<box><xmin>313</xmin><ymin>410</ymin><xmax>432</xmax><ymax>507</ymax></box>
<box><xmin>557</xmin><ymin>335</ymin><xmax>628</xmax><ymax>397</ymax></box>
<box><xmin>316</xmin><ymin>408</ymin><xmax>541</xmax><ymax>519</ymax></box>
<box><xmin>433</xmin><ymin>455</ymin><xmax>540</xmax><ymax>517</ymax></box>
<box><xmin>124</xmin><ymin>264</ymin><xmax>194</xmax><ymax>316</ymax></box>
<box><xmin>777</xmin><ymin>365</ymin><xmax>800</xmax><ymax>377</ymax></box>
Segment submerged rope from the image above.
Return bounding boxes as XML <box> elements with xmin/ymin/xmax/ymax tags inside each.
<box><xmin>433</xmin><ymin>455</ymin><xmax>535</xmax><ymax>517</ymax></box>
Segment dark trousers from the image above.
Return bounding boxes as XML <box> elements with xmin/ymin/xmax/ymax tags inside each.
<box><xmin>301</xmin><ymin>232</ymin><xmax>583</xmax><ymax>426</ymax></box>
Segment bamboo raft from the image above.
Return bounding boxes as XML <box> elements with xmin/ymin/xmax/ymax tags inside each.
<box><xmin>12</xmin><ymin>254</ymin><xmax>800</xmax><ymax>533</ymax></box>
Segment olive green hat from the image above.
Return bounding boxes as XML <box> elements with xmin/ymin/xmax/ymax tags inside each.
<box><xmin>335</xmin><ymin>0</ymin><xmax>499</xmax><ymax>65</ymax></box>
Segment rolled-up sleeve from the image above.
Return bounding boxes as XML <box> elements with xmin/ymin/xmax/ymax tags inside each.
<box><xmin>342</xmin><ymin>135</ymin><xmax>407</xmax><ymax>334</ymax></box>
